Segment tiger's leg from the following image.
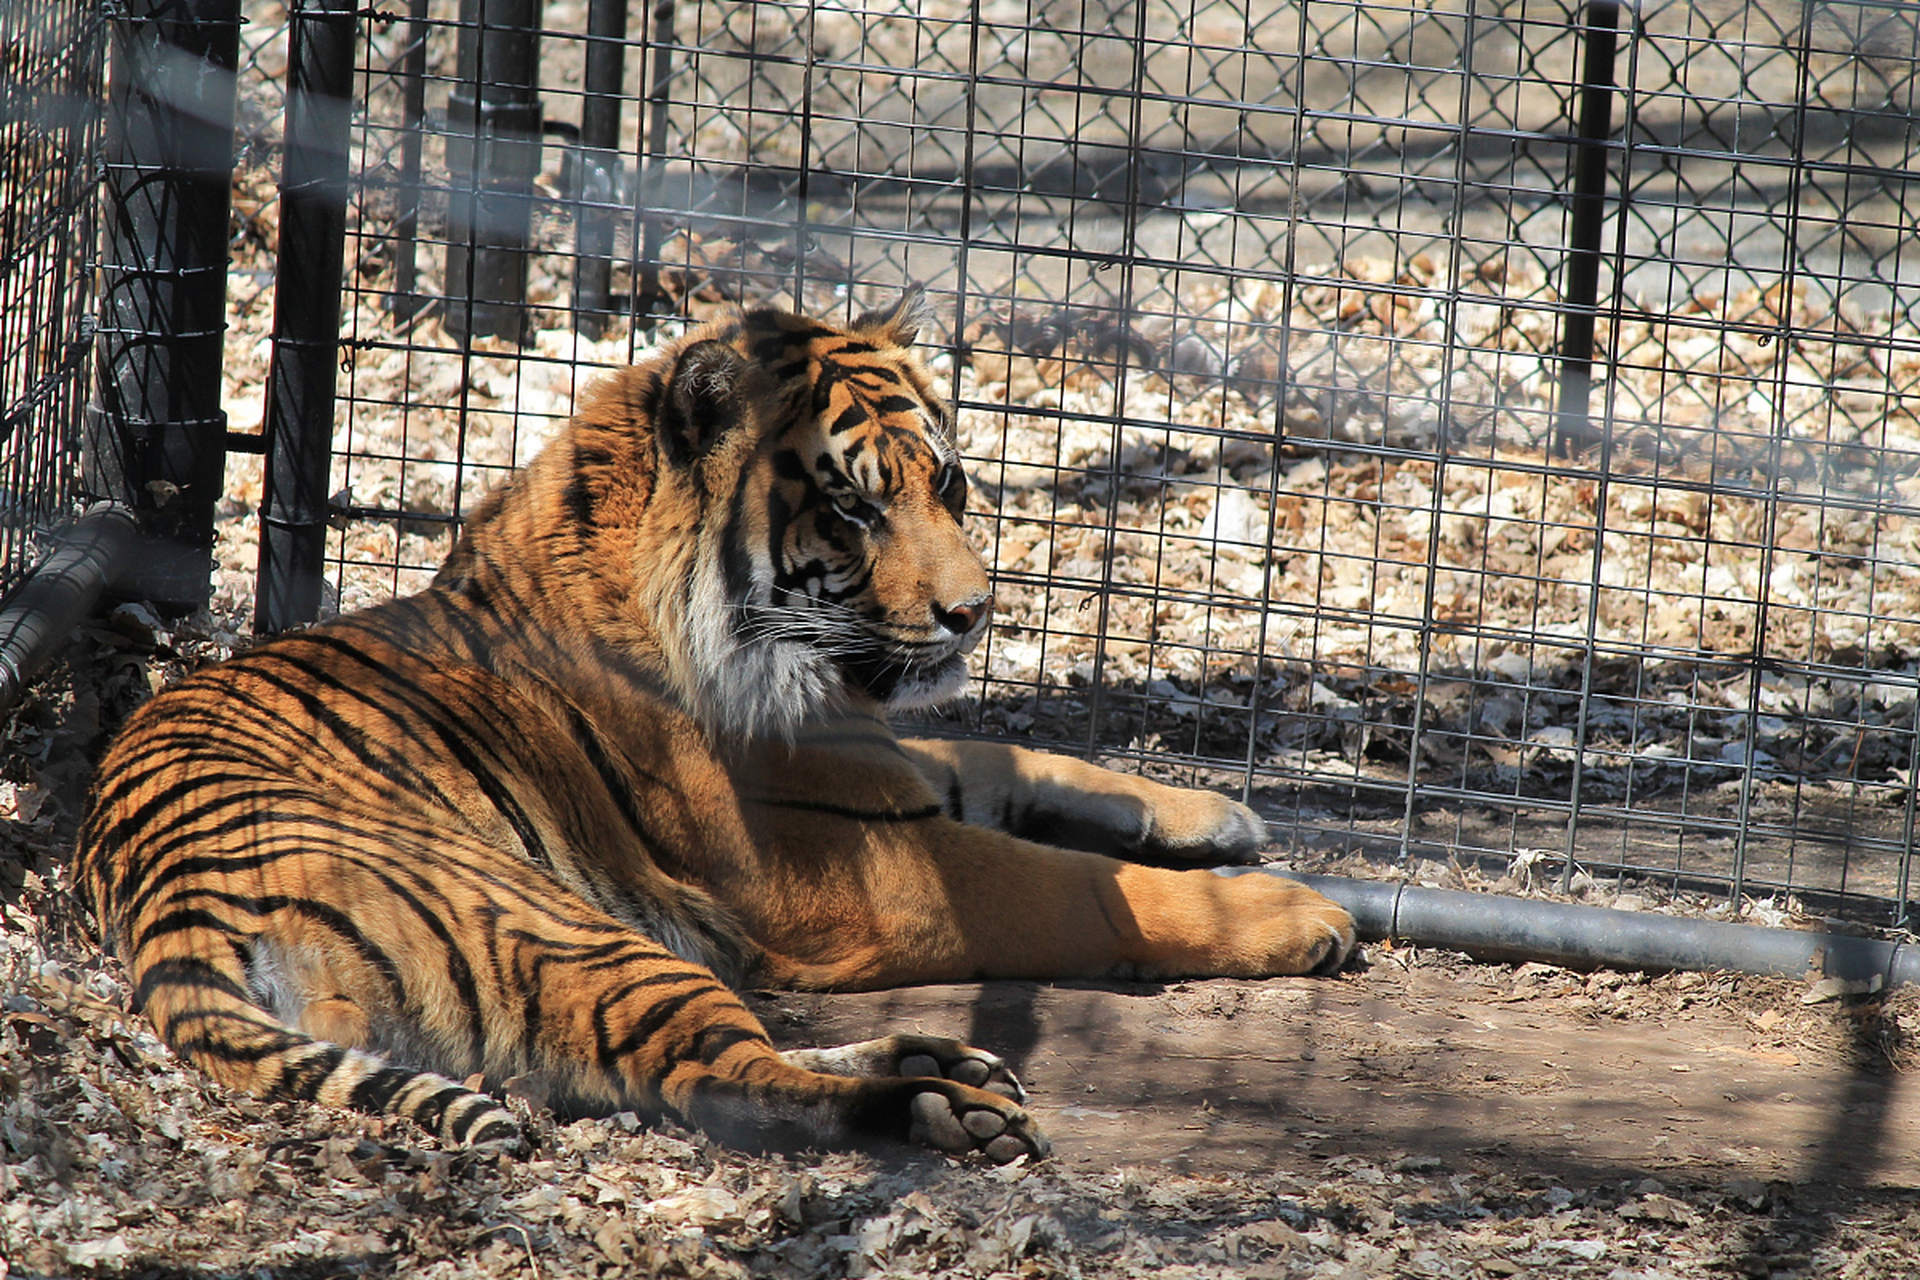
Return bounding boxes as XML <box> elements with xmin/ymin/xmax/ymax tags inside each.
<box><xmin>742</xmin><ymin>820</ymin><xmax>1354</xmax><ymax>990</ymax></box>
<box><xmin>734</xmin><ymin>740</ymin><xmax>1353</xmax><ymax>988</ymax></box>
<box><xmin>900</xmin><ymin>737</ymin><xmax>1267</xmax><ymax>862</ymax></box>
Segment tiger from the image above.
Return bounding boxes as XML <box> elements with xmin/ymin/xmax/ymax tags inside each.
<box><xmin>71</xmin><ymin>288</ymin><xmax>1355</xmax><ymax>1162</ymax></box>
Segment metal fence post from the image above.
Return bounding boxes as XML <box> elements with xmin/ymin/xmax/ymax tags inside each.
<box><xmin>570</xmin><ymin>0</ymin><xmax>628</xmax><ymax>337</ymax></box>
<box><xmin>387</xmin><ymin>0</ymin><xmax>434</xmax><ymax>321</ymax></box>
<box><xmin>444</xmin><ymin>0</ymin><xmax>544</xmax><ymax>345</ymax></box>
<box><xmin>632</xmin><ymin>0</ymin><xmax>677</xmax><ymax>324</ymax></box>
<box><xmin>88</xmin><ymin>0</ymin><xmax>242</xmax><ymax>613</ymax></box>
<box><xmin>255</xmin><ymin>0</ymin><xmax>358</xmax><ymax>633</ymax></box>
<box><xmin>1550</xmin><ymin>0</ymin><xmax>1623</xmax><ymax>460</ymax></box>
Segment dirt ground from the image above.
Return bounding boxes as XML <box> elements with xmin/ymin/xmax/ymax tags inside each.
<box><xmin>5</xmin><ymin>622</ymin><xmax>1920</xmax><ymax>1280</ymax></box>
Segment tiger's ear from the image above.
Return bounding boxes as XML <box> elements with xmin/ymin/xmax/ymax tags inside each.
<box><xmin>853</xmin><ymin>284</ymin><xmax>934</xmax><ymax>348</ymax></box>
<box><xmin>660</xmin><ymin>340</ymin><xmax>748</xmax><ymax>464</ymax></box>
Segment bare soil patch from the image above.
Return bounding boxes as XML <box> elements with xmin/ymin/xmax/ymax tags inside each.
<box><xmin>759</xmin><ymin>961</ymin><xmax>1920</xmax><ymax>1187</ymax></box>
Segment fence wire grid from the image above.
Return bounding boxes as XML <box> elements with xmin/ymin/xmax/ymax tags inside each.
<box><xmin>196</xmin><ymin>0</ymin><xmax>1920</xmax><ymax>927</ymax></box>
<box><xmin>0</xmin><ymin>0</ymin><xmax>104</xmax><ymax>593</ymax></box>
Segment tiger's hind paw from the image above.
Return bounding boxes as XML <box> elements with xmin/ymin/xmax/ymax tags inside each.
<box><xmin>890</xmin><ymin>1036</ymin><xmax>1024</xmax><ymax>1102</ymax></box>
<box><xmin>784</xmin><ymin>1033</ymin><xmax>1025</xmax><ymax>1102</ymax></box>
<box><xmin>907</xmin><ymin>1087</ymin><xmax>1049</xmax><ymax>1163</ymax></box>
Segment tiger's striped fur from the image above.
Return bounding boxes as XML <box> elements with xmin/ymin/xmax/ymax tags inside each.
<box><xmin>73</xmin><ymin>290</ymin><xmax>1353</xmax><ymax>1158</ymax></box>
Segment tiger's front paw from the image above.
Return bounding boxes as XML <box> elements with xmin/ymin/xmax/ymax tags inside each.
<box><xmin>1146</xmin><ymin>871</ymin><xmax>1353</xmax><ymax>978</ymax></box>
<box><xmin>1241</xmin><ymin>875</ymin><xmax>1356</xmax><ymax>975</ymax></box>
<box><xmin>906</xmin><ymin>1084</ymin><xmax>1050</xmax><ymax>1163</ymax></box>
<box><xmin>1045</xmin><ymin>782</ymin><xmax>1271</xmax><ymax>864</ymax></box>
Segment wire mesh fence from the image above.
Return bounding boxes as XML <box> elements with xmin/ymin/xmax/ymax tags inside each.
<box><xmin>0</xmin><ymin>0</ymin><xmax>105</xmax><ymax>593</ymax></box>
<box><xmin>193</xmin><ymin>0</ymin><xmax>1920</xmax><ymax>926</ymax></box>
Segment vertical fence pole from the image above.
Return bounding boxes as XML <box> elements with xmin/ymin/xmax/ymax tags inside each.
<box><xmin>444</xmin><ymin>0</ymin><xmax>543</xmax><ymax>344</ymax></box>
<box><xmin>388</xmin><ymin>0</ymin><xmax>433</xmax><ymax>320</ymax></box>
<box><xmin>255</xmin><ymin>0</ymin><xmax>358</xmax><ymax>633</ymax></box>
<box><xmin>1550</xmin><ymin>0</ymin><xmax>1621</xmax><ymax>460</ymax></box>
<box><xmin>1553</xmin><ymin>0</ymin><xmax>1622</xmax><ymax>892</ymax></box>
<box><xmin>88</xmin><ymin>0</ymin><xmax>242</xmax><ymax>613</ymax></box>
<box><xmin>633</xmin><ymin>0</ymin><xmax>678</xmax><ymax>323</ymax></box>
<box><xmin>571</xmin><ymin>0</ymin><xmax>627</xmax><ymax>337</ymax></box>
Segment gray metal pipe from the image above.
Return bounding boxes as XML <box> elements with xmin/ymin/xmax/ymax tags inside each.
<box><xmin>0</xmin><ymin>504</ymin><xmax>139</xmax><ymax>718</ymax></box>
<box><xmin>1224</xmin><ymin>868</ymin><xmax>1920</xmax><ymax>988</ymax></box>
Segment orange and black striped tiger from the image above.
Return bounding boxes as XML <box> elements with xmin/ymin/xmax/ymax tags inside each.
<box><xmin>72</xmin><ymin>290</ymin><xmax>1354</xmax><ymax>1160</ymax></box>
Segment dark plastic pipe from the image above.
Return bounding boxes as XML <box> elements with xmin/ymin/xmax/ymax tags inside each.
<box><xmin>444</xmin><ymin>0</ymin><xmax>543</xmax><ymax>344</ymax></box>
<box><xmin>1225</xmin><ymin>869</ymin><xmax>1920</xmax><ymax>988</ymax></box>
<box><xmin>87</xmin><ymin>0</ymin><xmax>241</xmax><ymax>613</ymax></box>
<box><xmin>256</xmin><ymin>0</ymin><xmax>357</xmax><ymax>634</ymax></box>
<box><xmin>0</xmin><ymin>504</ymin><xmax>139</xmax><ymax>718</ymax></box>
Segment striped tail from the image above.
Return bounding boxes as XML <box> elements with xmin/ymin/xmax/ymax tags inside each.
<box><xmin>132</xmin><ymin>956</ymin><xmax>520</xmax><ymax>1149</ymax></box>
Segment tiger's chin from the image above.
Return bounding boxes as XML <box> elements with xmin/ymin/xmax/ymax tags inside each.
<box><xmin>846</xmin><ymin>652</ymin><xmax>973</xmax><ymax>713</ymax></box>
<box><xmin>694</xmin><ymin>644</ymin><xmax>968</xmax><ymax>740</ymax></box>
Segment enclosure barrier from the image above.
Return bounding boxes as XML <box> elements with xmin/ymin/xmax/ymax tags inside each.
<box><xmin>442</xmin><ymin>0</ymin><xmax>545</xmax><ymax>342</ymax></box>
<box><xmin>0</xmin><ymin>0</ymin><xmax>105</xmax><ymax>595</ymax></box>
<box><xmin>256</xmin><ymin>0</ymin><xmax>360</xmax><ymax>632</ymax></box>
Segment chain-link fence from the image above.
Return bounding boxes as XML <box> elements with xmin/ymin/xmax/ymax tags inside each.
<box><xmin>0</xmin><ymin>0</ymin><xmax>105</xmax><ymax>593</ymax></box>
<box><xmin>186</xmin><ymin>0</ymin><xmax>1920</xmax><ymax>926</ymax></box>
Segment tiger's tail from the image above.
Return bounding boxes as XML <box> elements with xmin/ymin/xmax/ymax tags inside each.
<box><xmin>125</xmin><ymin>946</ymin><xmax>521</xmax><ymax>1150</ymax></box>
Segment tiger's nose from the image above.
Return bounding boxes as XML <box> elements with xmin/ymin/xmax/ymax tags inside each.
<box><xmin>933</xmin><ymin>592</ymin><xmax>994</xmax><ymax>637</ymax></box>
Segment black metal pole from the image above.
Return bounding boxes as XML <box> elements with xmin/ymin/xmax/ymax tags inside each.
<box><xmin>255</xmin><ymin>0</ymin><xmax>358</xmax><ymax>633</ymax></box>
<box><xmin>388</xmin><ymin>0</ymin><xmax>433</xmax><ymax>320</ymax></box>
<box><xmin>444</xmin><ymin>0</ymin><xmax>543</xmax><ymax>345</ymax></box>
<box><xmin>1551</xmin><ymin>0</ymin><xmax>1621</xmax><ymax>459</ymax></box>
<box><xmin>87</xmin><ymin>0</ymin><xmax>241</xmax><ymax>613</ymax></box>
<box><xmin>571</xmin><ymin>0</ymin><xmax>628</xmax><ymax>337</ymax></box>
<box><xmin>634</xmin><ymin>0</ymin><xmax>678</xmax><ymax>323</ymax></box>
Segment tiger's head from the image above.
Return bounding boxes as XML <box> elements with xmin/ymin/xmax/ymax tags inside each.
<box><xmin>534</xmin><ymin>288</ymin><xmax>992</xmax><ymax>740</ymax></box>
